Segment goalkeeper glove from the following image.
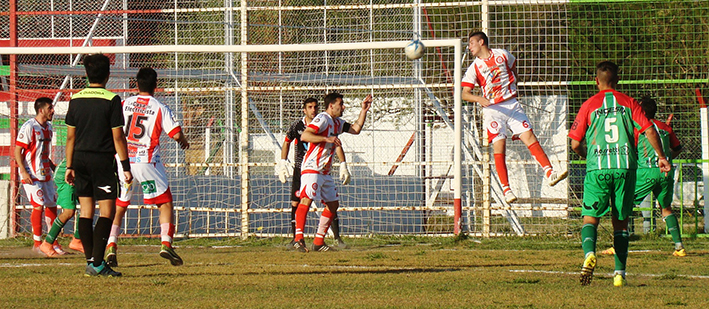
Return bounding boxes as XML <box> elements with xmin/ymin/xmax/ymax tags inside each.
<box><xmin>276</xmin><ymin>159</ymin><xmax>292</xmax><ymax>184</ymax></box>
<box><xmin>339</xmin><ymin>162</ymin><xmax>351</xmax><ymax>185</ymax></box>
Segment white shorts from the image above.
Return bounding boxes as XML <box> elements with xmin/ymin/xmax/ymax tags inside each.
<box><xmin>484</xmin><ymin>98</ymin><xmax>532</xmax><ymax>144</ymax></box>
<box><xmin>117</xmin><ymin>161</ymin><xmax>172</xmax><ymax>207</ymax></box>
<box><xmin>297</xmin><ymin>173</ymin><xmax>339</xmax><ymax>203</ymax></box>
<box><xmin>23</xmin><ymin>181</ymin><xmax>57</xmax><ymax>208</ymax></box>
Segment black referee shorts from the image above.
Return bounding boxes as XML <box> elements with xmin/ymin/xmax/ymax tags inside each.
<box><xmin>73</xmin><ymin>151</ymin><xmax>119</xmax><ymax>201</ymax></box>
<box><xmin>290</xmin><ymin>167</ymin><xmax>302</xmax><ymax>203</ymax></box>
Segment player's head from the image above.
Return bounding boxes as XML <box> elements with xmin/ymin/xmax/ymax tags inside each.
<box><xmin>595</xmin><ymin>61</ymin><xmax>619</xmax><ymax>88</ymax></box>
<box><xmin>324</xmin><ymin>92</ymin><xmax>345</xmax><ymax>117</ymax></box>
<box><xmin>83</xmin><ymin>54</ymin><xmax>111</xmax><ymax>85</ymax></box>
<box><xmin>302</xmin><ymin>97</ymin><xmax>319</xmax><ymax>121</ymax></box>
<box><xmin>640</xmin><ymin>96</ymin><xmax>657</xmax><ymax>119</ymax></box>
<box><xmin>137</xmin><ymin>67</ymin><xmax>158</xmax><ymax>94</ymax></box>
<box><xmin>34</xmin><ymin>97</ymin><xmax>55</xmax><ymax>121</ymax></box>
<box><xmin>468</xmin><ymin>31</ymin><xmax>489</xmax><ymax>56</ymax></box>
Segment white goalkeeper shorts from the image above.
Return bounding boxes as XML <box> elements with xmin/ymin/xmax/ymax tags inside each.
<box><xmin>23</xmin><ymin>180</ymin><xmax>57</xmax><ymax>208</ymax></box>
<box><xmin>483</xmin><ymin>98</ymin><xmax>533</xmax><ymax>144</ymax></box>
<box><xmin>117</xmin><ymin>161</ymin><xmax>172</xmax><ymax>207</ymax></box>
<box><xmin>297</xmin><ymin>173</ymin><xmax>339</xmax><ymax>203</ymax></box>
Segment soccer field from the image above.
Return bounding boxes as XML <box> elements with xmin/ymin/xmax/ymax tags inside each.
<box><xmin>1</xmin><ymin>236</ymin><xmax>709</xmax><ymax>308</ymax></box>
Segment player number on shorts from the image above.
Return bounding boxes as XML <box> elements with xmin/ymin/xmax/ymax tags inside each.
<box><xmin>604</xmin><ymin>117</ymin><xmax>619</xmax><ymax>143</ymax></box>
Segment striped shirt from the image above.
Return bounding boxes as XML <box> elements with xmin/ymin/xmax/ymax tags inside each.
<box><xmin>636</xmin><ymin>119</ymin><xmax>680</xmax><ymax>169</ymax></box>
<box><xmin>569</xmin><ymin>89</ymin><xmax>652</xmax><ymax>171</ymax></box>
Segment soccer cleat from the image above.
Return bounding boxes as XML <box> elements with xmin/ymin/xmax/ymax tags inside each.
<box><xmin>84</xmin><ymin>261</ymin><xmax>122</xmax><ymax>277</ymax></box>
<box><xmin>159</xmin><ymin>244</ymin><xmax>184</xmax><ymax>266</ymax></box>
<box><xmin>504</xmin><ymin>190</ymin><xmax>518</xmax><ymax>204</ymax></box>
<box><xmin>335</xmin><ymin>238</ymin><xmax>348</xmax><ymax>249</ymax></box>
<box><xmin>38</xmin><ymin>241</ymin><xmax>58</xmax><ymax>257</ymax></box>
<box><xmin>69</xmin><ymin>238</ymin><xmax>84</xmax><ymax>253</ymax></box>
<box><xmin>292</xmin><ymin>239</ymin><xmax>309</xmax><ymax>253</ymax></box>
<box><xmin>53</xmin><ymin>243</ymin><xmax>67</xmax><ymax>255</ymax></box>
<box><xmin>105</xmin><ymin>245</ymin><xmax>118</xmax><ymax>267</ymax></box>
<box><xmin>547</xmin><ymin>170</ymin><xmax>569</xmax><ymax>187</ymax></box>
<box><xmin>673</xmin><ymin>248</ymin><xmax>687</xmax><ymax>257</ymax></box>
<box><xmin>613</xmin><ymin>274</ymin><xmax>627</xmax><ymax>287</ymax></box>
<box><xmin>312</xmin><ymin>243</ymin><xmax>335</xmax><ymax>252</ymax></box>
<box><xmin>286</xmin><ymin>239</ymin><xmax>297</xmax><ymax>250</ymax></box>
<box><xmin>580</xmin><ymin>253</ymin><xmax>597</xmax><ymax>286</ymax></box>
<box><xmin>601</xmin><ymin>247</ymin><xmax>616</xmax><ymax>255</ymax></box>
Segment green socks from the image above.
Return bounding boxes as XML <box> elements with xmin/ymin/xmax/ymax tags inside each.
<box><xmin>581</xmin><ymin>224</ymin><xmax>597</xmax><ymax>256</ymax></box>
<box><xmin>45</xmin><ymin>217</ymin><xmax>67</xmax><ymax>244</ymax></box>
<box><xmin>613</xmin><ymin>230</ymin><xmax>629</xmax><ymax>271</ymax></box>
<box><xmin>664</xmin><ymin>214</ymin><xmax>683</xmax><ymax>248</ymax></box>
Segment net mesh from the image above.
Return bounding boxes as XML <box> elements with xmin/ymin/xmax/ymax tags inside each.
<box><xmin>2</xmin><ymin>0</ymin><xmax>708</xmax><ymax>238</ymax></box>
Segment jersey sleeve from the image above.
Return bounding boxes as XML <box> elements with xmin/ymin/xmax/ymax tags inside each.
<box><xmin>65</xmin><ymin>100</ymin><xmax>76</xmax><ymax>127</ymax></box>
<box><xmin>657</xmin><ymin>121</ymin><xmax>681</xmax><ymax>149</ymax></box>
<box><xmin>15</xmin><ymin>121</ymin><xmax>33</xmax><ymax>149</ymax></box>
<box><xmin>461</xmin><ymin>63</ymin><xmax>478</xmax><ymax>89</ymax></box>
<box><xmin>285</xmin><ymin>121</ymin><xmax>300</xmax><ymax>143</ymax></box>
<box><xmin>503</xmin><ymin>49</ymin><xmax>516</xmax><ymax>68</ymax></box>
<box><xmin>308</xmin><ymin>114</ymin><xmax>327</xmax><ymax>133</ymax></box>
<box><xmin>568</xmin><ymin>102</ymin><xmax>589</xmax><ymax>142</ymax></box>
<box><xmin>110</xmin><ymin>95</ymin><xmax>125</xmax><ymax>129</ymax></box>
<box><xmin>160</xmin><ymin>103</ymin><xmax>182</xmax><ymax>138</ymax></box>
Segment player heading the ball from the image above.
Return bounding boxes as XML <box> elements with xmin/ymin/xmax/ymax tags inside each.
<box><xmin>461</xmin><ymin>31</ymin><xmax>567</xmax><ymax>203</ymax></box>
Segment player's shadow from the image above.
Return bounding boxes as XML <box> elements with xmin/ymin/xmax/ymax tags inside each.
<box><xmin>242</xmin><ymin>267</ymin><xmax>462</xmax><ymax>276</ymax></box>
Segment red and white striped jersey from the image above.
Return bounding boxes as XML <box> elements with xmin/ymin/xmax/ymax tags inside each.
<box><xmin>16</xmin><ymin>118</ymin><xmax>53</xmax><ymax>182</ymax></box>
<box><xmin>462</xmin><ymin>48</ymin><xmax>517</xmax><ymax>105</ymax></box>
<box><xmin>122</xmin><ymin>95</ymin><xmax>182</xmax><ymax>164</ymax></box>
<box><xmin>301</xmin><ymin>112</ymin><xmax>348</xmax><ymax>175</ymax></box>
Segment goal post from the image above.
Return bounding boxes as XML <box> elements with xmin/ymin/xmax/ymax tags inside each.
<box><xmin>0</xmin><ymin>39</ymin><xmax>466</xmax><ymax>238</ymax></box>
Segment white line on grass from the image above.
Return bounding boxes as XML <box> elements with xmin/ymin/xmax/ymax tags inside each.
<box><xmin>510</xmin><ymin>269</ymin><xmax>709</xmax><ymax>279</ymax></box>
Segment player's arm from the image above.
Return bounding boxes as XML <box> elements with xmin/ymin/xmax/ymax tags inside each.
<box><xmin>641</xmin><ymin>126</ymin><xmax>671</xmax><ymax>172</ymax></box>
<box><xmin>347</xmin><ymin>94</ymin><xmax>372</xmax><ymax>135</ymax></box>
<box><xmin>113</xmin><ymin>126</ymin><xmax>133</xmax><ymax>184</ymax></box>
<box><xmin>570</xmin><ymin>139</ymin><xmax>586</xmax><ymax>159</ymax></box>
<box><xmin>172</xmin><ymin>131</ymin><xmax>190</xmax><ymax>150</ymax></box>
<box><xmin>14</xmin><ymin>145</ymin><xmax>31</xmax><ymax>184</ymax></box>
<box><xmin>301</xmin><ymin>127</ymin><xmax>340</xmax><ymax>146</ymax></box>
<box><xmin>462</xmin><ymin>86</ymin><xmax>491</xmax><ymax>107</ymax></box>
<box><xmin>280</xmin><ymin>139</ymin><xmax>291</xmax><ymax>160</ymax></box>
<box><xmin>65</xmin><ymin>126</ymin><xmax>76</xmax><ymax>185</ymax></box>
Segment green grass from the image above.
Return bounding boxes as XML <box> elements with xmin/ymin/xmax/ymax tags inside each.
<box><xmin>1</xmin><ymin>236</ymin><xmax>709</xmax><ymax>308</ymax></box>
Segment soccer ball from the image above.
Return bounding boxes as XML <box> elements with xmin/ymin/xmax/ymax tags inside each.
<box><xmin>404</xmin><ymin>40</ymin><xmax>425</xmax><ymax>60</ymax></box>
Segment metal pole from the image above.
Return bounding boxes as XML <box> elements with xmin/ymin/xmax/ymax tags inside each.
<box><xmin>239</xmin><ymin>0</ymin><xmax>250</xmax><ymax>240</ymax></box>
<box><xmin>9</xmin><ymin>0</ymin><xmax>19</xmax><ymax>237</ymax></box>
<box><xmin>453</xmin><ymin>40</ymin><xmax>462</xmax><ymax>235</ymax></box>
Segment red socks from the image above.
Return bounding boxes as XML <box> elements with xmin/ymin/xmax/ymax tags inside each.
<box><xmin>313</xmin><ymin>208</ymin><xmax>334</xmax><ymax>246</ymax></box>
<box><xmin>527</xmin><ymin>141</ymin><xmax>552</xmax><ymax>176</ymax></box>
<box><xmin>494</xmin><ymin>153</ymin><xmax>510</xmax><ymax>192</ymax></box>
<box><xmin>294</xmin><ymin>204</ymin><xmax>310</xmax><ymax>241</ymax></box>
<box><xmin>31</xmin><ymin>208</ymin><xmax>43</xmax><ymax>246</ymax></box>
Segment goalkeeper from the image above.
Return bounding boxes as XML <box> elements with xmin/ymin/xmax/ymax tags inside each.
<box><xmin>277</xmin><ymin>97</ymin><xmax>348</xmax><ymax>249</ymax></box>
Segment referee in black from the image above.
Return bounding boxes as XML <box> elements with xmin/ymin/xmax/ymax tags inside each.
<box><xmin>65</xmin><ymin>54</ymin><xmax>132</xmax><ymax>277</ymax></box>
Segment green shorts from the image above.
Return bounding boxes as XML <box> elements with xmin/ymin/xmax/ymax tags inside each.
<box><xmin>582</xmin><ymin>169</ymin><xmax>636</xmax><ymax>220</ymax></box>
<box><xmin>634</xmin><ymin>168</ymin><xmax>675</xmax><ymax>209</ymax></box>
<box><xmin>56</xmin><ymin>182</ymin><xmax>78</xmax><ymax>210</ymax></box>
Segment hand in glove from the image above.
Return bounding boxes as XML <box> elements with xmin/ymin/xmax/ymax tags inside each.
<box><xmin>339</xmin><ymin>162</ymin><xmax>351</xmax><ymax>185</ymax></box>
<box><xmin>276</xmin><ymin>159</ymin><xmax>293</xmax><ymax>183</ymax></box>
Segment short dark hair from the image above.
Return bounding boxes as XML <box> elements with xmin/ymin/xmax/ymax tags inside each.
<box><xmin>302</xmin><ymin>97</ymin><xmax>318</xmax><ymax>109</ymax></box>
<box><xmin>34</xmin><ymin>97</ymin><xmax>53</xmax><ymax>114</ymax></box>
<box><xmin>82</xmin><ymin>54</ymin><xmax>111</xmax><ymax>84</ymax></box>
<box><xmin>468</xmin><ymin>31</ymin><xmax>489</xmax><ymax>47</ymax></box>
<box><xmin>324</xmin><ymin>92</ymin><xmax>344</xmax><ymax>107</ymax></box>
<box><xmin>640</xmin><ymin>96</ymin><xmax>657</xmax><ymax>119</ymax></box>
<box><xmin>596</xmin><ymin>61</ymin><xmax>619</xmax><ymax>85</ymax></box>
<box><xmin>137</xmin><ymin>67</ymin><xmax>158</xmax><ymax>93</ymax></box>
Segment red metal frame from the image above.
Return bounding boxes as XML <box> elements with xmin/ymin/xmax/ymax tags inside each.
<box><xmin>9</xmin><ymin>0</ymin><xmax>19</xmax><ymax>237</ymax></box>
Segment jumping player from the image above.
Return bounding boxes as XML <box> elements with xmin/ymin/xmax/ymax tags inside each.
<box><xmin>14</xmin><ymin>97</ymin><xmax>62</xmax><ymax>255</ymax></box>
<box><xmin>462</xmin><ymin>31</ymin><xmax>567</xmax><ymax>203</ymax></box>
<box><xmin>292</xmin><ymin>92</ymin><xmax>371</xmax><ymax>252</ymax></box>
<box><xmin>569</xmin><ymin>61</ymin><xmax>670</xmax><ymax>287</ymax></box>
<box><xmin>107</xmin><ymin>67</ymin><xmax>189</xmax><ymax>267</ymax></box>
<box><xmin>65</xmin><ymin>54</ymin><xmax>132</xmax><ymax>277</ymax></box>
<box><xmin>278</xmin><ymin>97</ymin><xmax>348</xmax><ymax>249</ymax></box>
